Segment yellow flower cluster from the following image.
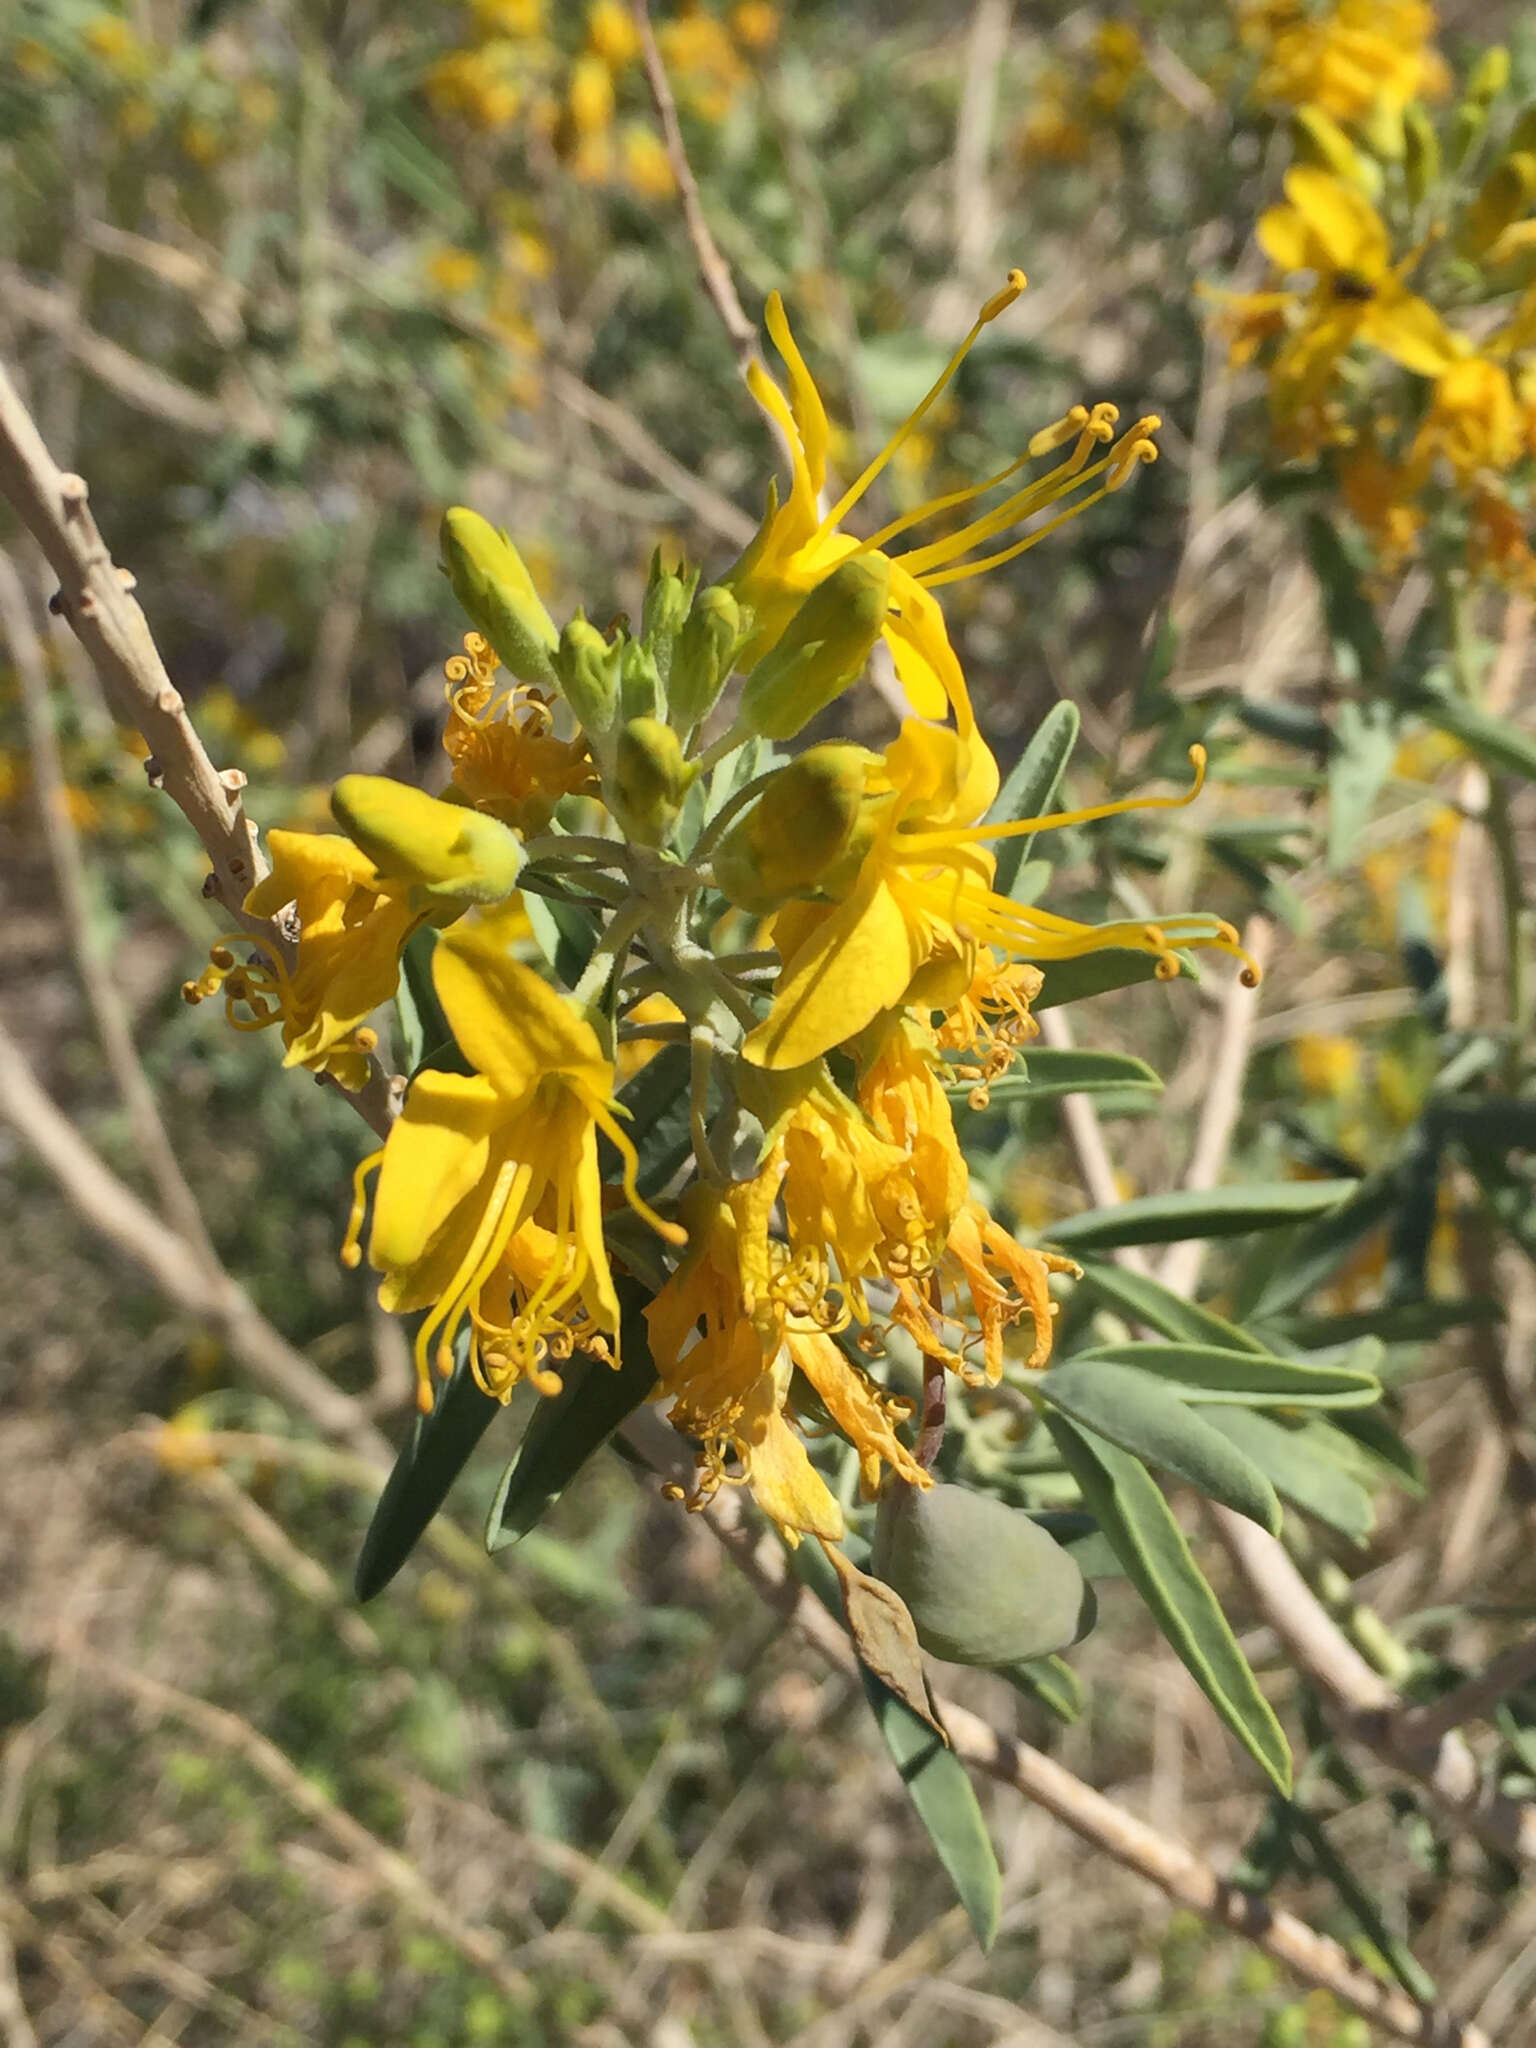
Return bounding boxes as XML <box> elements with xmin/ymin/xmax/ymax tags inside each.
<box><xmin>194</xmin><ymin>274</ymin><xmax>1253</xmax><ymax>1547</ymax></box>
<box><xmin>1017</xmin><ymin>21</ymin><xmax>1144</xmax><ymax>166</ymax></box>
<box><xmin>424</xmin><ymin>0</ymin><xmax>775</xmax><ymax>197</ymax></box>
<box><xmin>1217</xmin><ymin>11</ymin><xmax>1536</xmax><ymax>583</ymax></box>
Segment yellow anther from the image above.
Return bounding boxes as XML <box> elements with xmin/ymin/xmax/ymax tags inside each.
<box><xmin>1027</xmin><ymin>405</ymin><xmax>1091</xmax><ymax>459</ymax></box>
<box><xmin>977</xmin><ymin>268</ymin><xmax>1028</xmax><ymax>322</ymax></box>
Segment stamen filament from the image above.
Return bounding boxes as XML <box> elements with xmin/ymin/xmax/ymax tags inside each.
<box><xmin>902</xmin><ymin>747</ymin><xmax>1207</xmax><ymax>853</ymax></box>
<box><xmin>810</xmin><ymin>269</ymin><xmax>1026</xmax><ymax>543</ymax></box>
<box><xmin>341</xmin><ymin>1149</ymin><xmax>383</xmax><ymax>1269</ymax></box>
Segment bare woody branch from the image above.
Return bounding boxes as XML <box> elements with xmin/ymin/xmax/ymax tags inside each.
<box><xmin>0</xmin><ymin>356</ymin><xmax>263</xmax><ymax>913</ymax></box>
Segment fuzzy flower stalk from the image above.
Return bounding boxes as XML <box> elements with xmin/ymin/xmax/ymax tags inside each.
<box><xmin>190</xmin><ymin>271</ymin><xmax>1256</xmax><ymax>1552</ymax></box>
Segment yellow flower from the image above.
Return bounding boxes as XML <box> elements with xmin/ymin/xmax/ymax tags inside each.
<box><xmin>622</xmin><ymin>123</ymin><xmax>677</xmax><ymax>198</ymax></box>
<box><xmin>441</xmin><ymin>631</ymin><xmax>597</xmax><ymax>831</ymax></box>
<box><xmin>740</xmin><ymin>720</ymin><xmax>1251</xmax><ymax>1071</ymax></box>
<box><xmin>1291</xmin><ymin>1034</ymin><xmax>1362</xmax><ymax>1099</ymax></box>
<box><xmin>427</xmin><ymin>246</ymin><xmax>484</xmax><ymax>297</ymax></box>
<box><xmin>1338</xmin><ymin>442</ymin><xmax>1425</xmax><ymax>563</ymax></box>
<box><xmin>426</xmin><ymin>46</ymin><xmax>524</xmax><ymax>130</ymax></box>
<box><xmin>728</xmin><ymin>275</ymin><xmax>1160</xmax><ymax>735</ymax></box>
<box><xmin>587</xmin><ymin>0</ymin><xmax>640</xmax><ymax>66</ymax></box>
<box><xmin>644</xmin><ymin>1183</ymin><xmax>924</xmax><ymax>1540</ymax></box>
<box><xmin>729</xmin><ymin>2</ymin><xmax>779</xmax><ymax>52</ymax></box>
<box><xmin>1230</xmin><ymin>167</ymin><xmax>1458</xmax><ymax>438</ymax></box>
<box><xmin>472</xmin><ymin>0</ymin><xmax>544</xmax><ymax>34</ymax></box>
<box><xmin>1244</xmin><ymin>0</ymin><xmax>1447</xmax><ymax>120</ymax></box>
<box><xmin>349</xmin><ymin>907</ymin><xmax>682</xmax><ymax>1410</ymax></box>
<box><xmin>567</xmin><ymin>51</ymin><xmax>615</xmax><ymax>137</ymax></box>
<box><xmin>888</xmin><ymin>1201</ymin><xmax>1079</xmax><ymax>1381</ymax></box>
<box><xmin>185</xmin><ymin>830</ymin><xmax>420</xmax><ymax>1089</ymax></box>
<box><xmin>1412</xmin><ymin>356</ymin><xmax>1523</xmax><ymax>482</ymax></box>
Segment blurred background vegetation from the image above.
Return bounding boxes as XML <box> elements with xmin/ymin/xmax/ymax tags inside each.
<box><xmin>7</xmin><ymin>0</ymin><xmax>1536</xmax><ymax>2041</ymax></box>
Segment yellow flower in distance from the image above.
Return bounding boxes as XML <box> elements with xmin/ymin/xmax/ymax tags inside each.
<box><xmin>349</xmin><ymin>906</ymin><xmax>683</xmax><ymax>1411</ymax></box>
<box><xmin>1228</xmin><ymin>167</ymin><xmax>1458</xmax><ymax>435</ymax></box>
<box><xmin>741</xmin><ymin>720</ymin><xmax>1252</xmax><ymax>1071</ymax></box>
<box><xmin>727</xmin><ymin>273</ymin><xmax>1161</xmax><ymax>732</ymax></box>
<box><xmin>1245</xmin><ymin>0</ymin><xmax>1447</xmax><ymax>121</ymax></box>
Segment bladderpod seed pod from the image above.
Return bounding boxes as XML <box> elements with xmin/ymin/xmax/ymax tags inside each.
<box><xmin>871</xmin><ymin>1479</ymin><xmax>1093</xmax><ymax>1669</ymax></box>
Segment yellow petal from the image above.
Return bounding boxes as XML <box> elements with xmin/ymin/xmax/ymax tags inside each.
<box><xmin>744</xmin><ymin>873</ymin><xmax>921</xmax><ymax>1069</ymax></box>
<box><xmin>884</xmin><ymin>564</ymin><xmax>964</xmax><ymax>724</ymax></box>
<box><xmin>788</xmin><ymin>1330</ymin><xmax>927</xmax><ymax>1491</ymax></box>
<box><xmin>764</xmin><ymin>291</ymin><xmax>829</xmax><ymax>501</ymax></box>
<box><xmin>435</xmin><ymin>910</ymin><xmax>611</xmax><ymax>1103</ymax></box>
<box><xmin>1283</xmin><ymin>165</ymin><xmax>1387</xmax><ymax>276</ymax></box>
<box><xmin>737</xmin><ymin>1373</ymin><xmax>845</xmax><ymax>1542</ymax></box>
<box><xmin>370</xmin><ymin>1069</ymin><xmax>504</xmax><ymax>1275</ymax></box>
<box><xmin>1361</xmin><ymin>290</ymin><xmax>1461</xmax><ymax>377</ymax></box>
<box><xmin>245</xmin><ymin>830</ymin><xmax>377</xmax><ymax>916</ymax></box>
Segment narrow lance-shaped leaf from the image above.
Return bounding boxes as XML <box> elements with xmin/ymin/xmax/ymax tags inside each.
<box><xmin>790</xmin><ymin>1540</ymin><xmax>1001</xmax><ymax>1950</ymax></box>
<box><xmin>1066</xmin><ymin>1339</ymin><xmax>1382</xmax><ymax>1408</ymax></box>
<box><xmin>1203</xmin><ymin>1410</ymin><xmax>1376</xmax><ymax>1546</ymax></box>
<box><xmin>356</xmin><ymin>1330</ymin><xmax>501</xmax><ymax>1602</ymax></box>
<box><xmin>986</xmin><ymin>699</ymin><xmax>1079</xmax><ymax>897</ymax></box>
<box><xmin>1032</xmin><ymin>1361</ymin><xmax>1282</xmax><ymax>1533</ymax></box>
<box><xmin>1045</xmin><ymin>1414</ymin><xmax>1292</xmax><ymax>1793</ymax></box>
<box><xmin>1046</xmin><ymin>1179</ymin><xmax>1358</xmax><ymax>1252</ymax></box>
<box><xmin>1074</xmin><ymin>1258</ymin><xmax>1271</xmax><ymax>1354</ymax></box>
<box><xmin>948</xmin><ymin>1048</ymin><xmax>1161</xmax><ymax>1107</ymax></box>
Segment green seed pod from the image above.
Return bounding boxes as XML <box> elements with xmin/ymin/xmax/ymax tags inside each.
<box><xmin>641</xmin><ymin>552</ymin><xmax>698</xmax><ymax>683</ymax></box>
<box><xmin>555</xmin><ymin>612</ymin><xmax>620</xmax><ymax>737</ymax></box>
<box><xmin>670</xmin><ymin>585</ymin><xmax>742</xmax><ymax>731</ymax></box>
<box><xmin>1462</xmin><ymin>150</ymin><xmax>1536</xmax><ymax>255</ymax></box>
<box><xmin>439</xmin><ymin>508</ymin><xmax>558</xmax><ymax>686</ymax></box>
<box><xmin>1403</xmin><ymin>104</ymin><xmax>1441</xmax><ymax>204</ymax></box>
<box><xmin>871</xmin><ymin>1481</ymin><xmax>1092</xmax><ymax>1669</ymax></box>
<box><xmin>330</xmin><ymin>773</ymin><xmax>523</xmax><ymax>910</ymax></box>
<box><xmin>1467</xmin><ymin>44</ymin><xmax>1510</xmax><ymax>105</ymax></box>
<box><xmin>713</xmin><ymin>743</ymin><xmax>874</xmax><ymax>914</ymax></box>
<box><xmin>610</xmin><ymin>715</ymin><xmax>698</xmax><ymax>847</ymax></box>
<box><xmin>738</xmin><ymin>554</ymin><xmax>892</xmax><ymax>742</ymax></box>
<box><xmin>620</xmin><ymin>636</ymin><xmax>663</xmax><ymax>722</ymax></box>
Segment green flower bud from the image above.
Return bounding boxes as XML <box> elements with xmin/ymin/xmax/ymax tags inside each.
<box><xmin>331</xmin><ymin>774</ymin><xmax>523</xmax><ymax>912</ymax></box>
<box><xmin>555</xmin><ymin>612</ymin><xmax>620</xmax><ymax>737</ymax></box>
<box><xmin>1293</xmin><ymin>106</ymin><xmax>1376</xmax><ymax>190</ymax></box>
<box><xmin>1510</xmin><ymin>103</ymin><xmax>1536</xmax><ymax>156</ymax></box>
<box><xmin>871</xmin><ymin>1481</ymin><xmax>1092</xmax><ymax>1669</ymax></box>
<box><xmin>1359</xmin><ymin>97</ymin><xmax>1403</xmax><ymax>166</ymax></box>
<box><xmin>670</xmin><ymin>585</ymin><xmax>742</xmax><ymax>731</ymax></box>
<box><xmin>713</xmin><ymin>743</ymin><xmax>874</xmax><ymax>914</ymax></box>
<box><xmin>620</xmin><ymin>636</ymin><xmax>663</xmax><ymax>722</ymax></box>
<box><xmin>1462</xmin><ymin>151</ymin><xmax>1536</xmax><ymax>255</ymax></box>
<box><xmin>738</xmin><ymin>554</ymin><xmax>892</xmax><ymax>742</ymax></box>
<box><xmin>611</xmin><ymin>715</ymin><xmax>698</xmax><ymax>847</ymax></box>
<box><xmin>439</xmin><ymin>507</ymin><xmax>558</xmax><ymax>686</ymax></box>
<box><xmin>1403</xmin><ymin>104</ymin><xmax>1440</xmax><ymax>204</ymax></box>
<box><xmin>1467</xmin><ymin>44</ymin><xmax>1510</xmax><ymax>105</ymax></box>
<box><xmin>641</xmin><ymin>551</ymin><xmax>698</xmax><ymax>683</ymax></box>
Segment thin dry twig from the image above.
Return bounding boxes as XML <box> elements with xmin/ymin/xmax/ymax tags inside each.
<box><xmin>65</xmin><ymin>1643</ymin><xmax>534</xmax><ymax>2008</ymax></box>
<box><xmin>0</xmin><ymin>1011</ymin><xmax>390</xmax><ymax>1464</ymax></box>
<box><xmin>0</xmin><ymin>356</ymin><xmax>263</xmax><ymax>912</ymax></box>
<box><xmin>632</xmin><ymin>0</ymin><xmax>760</xmax><ymax>372</ymax></box>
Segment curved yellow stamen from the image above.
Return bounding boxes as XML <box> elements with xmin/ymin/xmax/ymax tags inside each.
<box><xmin>592</xmin><ymin>1103</ymin><xmax>688</xmax><ymax>1246</ymax></box>
<box><xmin>341</xmin><ymin>1149</ymin><xmax>384</xmax><ymax>1269</ymax></box>
<box><xmin>412</xmin><ymin>1156</ymin><xmax>529</xmax><ymax>1409</ymax></box>
<box><xmin>810</xmin><ymin>269</ymin><xmax>1026</xmax><ymax>543</ymax></box>
<box><xmin>905</xmin><ymin>746</ymin><xmax>1208</xmax><ymax>854</ymax></box>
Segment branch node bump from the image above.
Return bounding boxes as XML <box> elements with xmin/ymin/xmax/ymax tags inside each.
<box><xmin>144</xmin><ymin>756</ymin><xmax>165</xmax><ymax>789</ymax></box>
<box><xmin>116</xmin><ymin>566</ymin><xmax>138</xmax><ymax>591</ymax></box>
<box><xmin>218</xmin><ymin>767</ymin><xmax>248</xmax><ymax>796</ymax></box>
<box><xmin>57</xmin><ymin>471</ymin><xmax>89</xmax><ymax>508</ymax></box>
<box><xmin>156</xmin><ymin>685</ymin><xmax>183</xmax><ymax>714</ymax></box>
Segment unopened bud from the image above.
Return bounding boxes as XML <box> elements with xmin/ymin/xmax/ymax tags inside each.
<box><xmin>1467</xmin><ymin>45</ymin><xmax>1510</xmax><ymax>106</ymax></box>
<box><xmin>738</xmin><ymin>554</ymin><xmax>892</xmax><ymax>742</ymax></box>
<box><xmin>556</xmin><ymin>613</ymin><xmax>620</xmax><ymax>737</ymax></box>
<box><xmin>439</xmin><ymin>508</ymin><xmax>558</xmax><ymax>685</ymax></box>
<box><xmin>1510</xmin><ymin>103</ymin><xmax>1536</xmax><ymax>156</ymax></box>
<box><xmin>670</xmin><ymin>585</ymin><xmax>742</xmax><ymax>730</ymax></box>
<box><xmin>620</xmin><ymin>637</ymin><xmax>662</xmax><ymax>721</ymax></box>
<box><xmin>331</xmin><ymin>774</ymin><xmax>523</xmax><ymax>910</ymax></box>
<box><xmin>1359</xmin><ymin>97</ymin><xmax>1403</xmax><ymax>166</ymax></box>
<box><xmin>871</xmin><ymin>1481</ymin><xmax>1093</xmax><ymax>1669</ymax></box>
<box><xmin>713</xmin><ymin>743</ymin><xmax>874</xmax><ymax>914</ymax></box>
<box><xmin>610</xmin><ymin>716</ymin><xmax>697</xmax><ymax>846</ymax></box>
<box><xmin>641</xmin><ymin>553</ymin><xmax>698</xmax><ymax>683</ymax></box>
<box><xmin>1462</xmin><ymin>151</ymin><xmax>1536</xmax><ymax>256</ymax></box>
<box><xmin>1403</xmin><ymin>104</ymin><xmax>1440</xmax><ymax>203</ymax></box>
